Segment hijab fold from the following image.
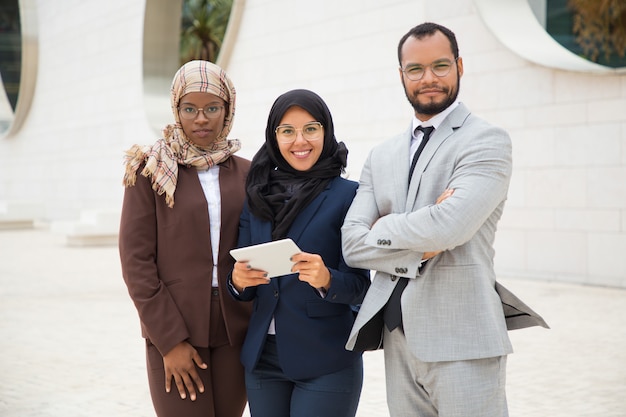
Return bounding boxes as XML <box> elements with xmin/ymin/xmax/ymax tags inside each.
<box><xmin>123</xmin><ymin>60</ymin><xmax>240</xmax><ymax>207</ymax></box>
<box><xmin>246</xmin><ymin>89</ymin><xmax>348</xmax><ymax>240</ymax></box>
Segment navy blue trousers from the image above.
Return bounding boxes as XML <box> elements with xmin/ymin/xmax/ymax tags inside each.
<box><xmin>245</xmin><ymin>335</ymin><xmax>363</xmax><ymax>417</ymax></box>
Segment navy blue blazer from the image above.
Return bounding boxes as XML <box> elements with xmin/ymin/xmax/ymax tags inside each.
<box><xmin>229</xmin><ymin>176</ymin><xmax>370</xmax><ymax>380</ymax></box>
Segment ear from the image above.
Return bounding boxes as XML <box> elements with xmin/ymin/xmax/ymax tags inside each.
<box><xmin>456</xmin><ymin>57</ymin><xmax>464</xmax><ymax>77</ymax></box>
<box><xmin>398</xmin><ymin>67</ymin><xmax>404</xmax><ymax>84</ymax></box>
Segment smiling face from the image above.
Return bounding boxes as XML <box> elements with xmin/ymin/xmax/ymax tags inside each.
<box><xmin>178</xmin><ymin>92</ymin><xmax>226</xmax><ymax>147</ymax></box>
<box><xmin>399</xmin><ymin>30</ymin><xmax>463</xmax><ymax>121</ymax></box>
<box><xmin>276</xmin><ymin>106</ymin><xmax>324</xmax><ymax>171</ymax></box>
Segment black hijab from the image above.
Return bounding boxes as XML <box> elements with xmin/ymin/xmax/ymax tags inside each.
<box><xmin>246</xmin><ymin>89</ymin><xmax>348</xmax><ymax>240</ymax></box>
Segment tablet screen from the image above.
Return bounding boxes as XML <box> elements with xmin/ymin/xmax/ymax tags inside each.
<box><xmin>230</xmin><ymin>238</ymin><xmax>302</xmax><ymax>278</ymax></box>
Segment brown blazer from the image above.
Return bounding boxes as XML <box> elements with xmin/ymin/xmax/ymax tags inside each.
<box><xmin>119</xmin><ymin>155</ymin><xmax>252</xmax><ymax>356</ymax></box>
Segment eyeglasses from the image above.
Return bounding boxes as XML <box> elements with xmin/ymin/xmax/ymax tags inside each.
<box><xmin>401</xmin><ymin>58</ymin><xmax>457</xmax><ymax>81</ymax></box>
<box><xmin>178</xmin><ymin>105</ymin><xmax>224</xmax><ymax>120</ymax></box>
<box><xmin>275</xmin><ymin>122</ymin><xmax>324</xmax><ymax>143</ymax></box>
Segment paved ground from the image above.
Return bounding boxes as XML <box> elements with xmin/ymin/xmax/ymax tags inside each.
<box><xmin>0</xmin><ymin>228</ymin><xmax>625</xmax><ymax>417</ymax></box>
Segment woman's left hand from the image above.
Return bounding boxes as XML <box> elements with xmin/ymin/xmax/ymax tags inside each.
<box><xmin>291</xmin><ymin>252</ymin><xmax>331</xmax><ymax>291</ymax></box>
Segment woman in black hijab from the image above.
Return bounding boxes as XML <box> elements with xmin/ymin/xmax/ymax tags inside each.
<box><xmin>246</xmin><ymin>88</ymin><xmax>348</xmax><ymax>239</ymax></box>
<box><xmin>228</xmin><ymin>89</ymin><xmax>370</xmax><ymax>417</ymax></box>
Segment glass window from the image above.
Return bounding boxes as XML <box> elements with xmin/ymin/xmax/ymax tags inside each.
<box><xmin>537</xmin><ymin>0</ymin><xmax>626</xmax><ymax>68</ymax></box>
<box><xmin>180</xmin><ymin>0</ymin><xmax>233</xmax><ymax>65</ymax></box>
<box><xmin>143</xmin><ymin>0</ymin><xmax>237</xmax><ymax>132</ymax></box>
<box><xmin>0</xmin><ymin>1</ymin><xmax>21</xmax><ymax>134</ymax></box>
<box><xmin>0</xmin><ymin>0</ymin><xmax>38</xmax><ymax>139</ymax></box>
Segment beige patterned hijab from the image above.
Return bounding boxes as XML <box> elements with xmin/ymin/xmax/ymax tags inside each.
<box><xmin>123</xmin><ymin>60</ymin><xmax>241</xmax><ymax>207</ymax></box>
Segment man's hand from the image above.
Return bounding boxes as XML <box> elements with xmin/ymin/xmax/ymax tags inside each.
<box><xmin>435</xmin><ymin>188</ymin><xmax>454</xmax><ymax>204</ymax></box>
<box><xmin>163</xmin><ymin>341</ymin><xmax>207</xmax><ymax>401</ymax></box>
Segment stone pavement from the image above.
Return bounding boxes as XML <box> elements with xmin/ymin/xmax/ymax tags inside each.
<box><xmin>0</xmin><ymin>228</ymin><xmax>625</xmax><ymax>417</ymax></box>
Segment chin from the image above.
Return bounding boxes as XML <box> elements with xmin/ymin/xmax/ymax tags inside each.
<box><xmin>291</xmin><ymin>162</ymin><xmax>314</xmax><ymax>172</ymax></box>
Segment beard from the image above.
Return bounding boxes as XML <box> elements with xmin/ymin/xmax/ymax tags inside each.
<box><xmin>404</xmin><ymin>72</ymin><xmax>461</xmax><ymax>116</ymax></box>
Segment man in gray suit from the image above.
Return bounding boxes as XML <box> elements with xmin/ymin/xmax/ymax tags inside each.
<box><xmin>342</xmin><ymin>22</ymin><xmax>547</xmax><ymax>417</ymax></box>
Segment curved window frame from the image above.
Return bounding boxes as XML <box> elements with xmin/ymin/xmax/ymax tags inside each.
<box><xmin>474</xmin><ymin>0</ymin><xmax>626</xmax><ymax>75</ymax></box>
<box><xmin>1</xmin><ymin>0</ymin><xmax>38</xmax><ymax>139</ymax></box>
<box><xmin>142</xmin><ymin>0</ymin><xmax>245</xmax><ymax>132</ymax></box>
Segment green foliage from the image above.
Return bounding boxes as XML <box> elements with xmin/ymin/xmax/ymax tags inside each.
<box><xmin>569</xmin><ymin>0</ymin><xmax>626</xmax><ymax>64</ymax></box>
<box><xmin>180</xmin><ymin>0</ymin><xmax>233</xmax><ymax>65</ymax></box>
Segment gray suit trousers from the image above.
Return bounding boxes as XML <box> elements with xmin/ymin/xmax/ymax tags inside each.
<box><xmin>383</xmin><ymin>327</ymin><xmax>509</xmax><ymax>417</ymax></box>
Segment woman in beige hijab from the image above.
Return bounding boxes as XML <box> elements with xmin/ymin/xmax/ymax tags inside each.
<box><xmin>119</xmin><ymin>60</ymin><xmax>251</xmax><ymax>417</ymax></box>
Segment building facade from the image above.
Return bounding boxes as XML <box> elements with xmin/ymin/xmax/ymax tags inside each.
<box><xmin>1</xmin><ymin>0</ymin><xmax>625</xmax><ymax>287</ymax></box>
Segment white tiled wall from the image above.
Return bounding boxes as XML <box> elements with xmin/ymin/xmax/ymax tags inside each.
<box><xmin>0</xmin><ymin>0</ymin><xmax>153</xmax><ymax>220</ymax></box>
<box><xmin>0</xmin><ymin>0</ymin><xmax>624</xmax><ymax>287</ymax></box>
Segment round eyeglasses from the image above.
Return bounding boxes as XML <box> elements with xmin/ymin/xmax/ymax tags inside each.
<box><xmin>178</xmin><ymin>105</ymin><xmax>224</xmax><ymax>120</ymax></box>
<box><xmin>401</xmin><ymin>58</ymin><xmax>457</xmax><ymax>81</ymax></box>
<box><xmin>275</xmin><ymin>122</ymin><xmax>324</xmax><ymax>144</ymax></box>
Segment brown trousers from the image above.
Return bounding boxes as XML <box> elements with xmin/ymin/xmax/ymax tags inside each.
<box><xmin>146</xmin><ymin>289</ymin><xmax>247</xmax><ymax>417</ymax></box>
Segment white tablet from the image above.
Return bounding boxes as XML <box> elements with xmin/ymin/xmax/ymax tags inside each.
<box><xmin>230</xmin><ymin>238</ymin><xmax>302</xmax><ymax>278</ymax></box>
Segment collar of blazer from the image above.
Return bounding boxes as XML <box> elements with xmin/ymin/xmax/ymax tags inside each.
<box><xmin>405</xmin><ymin>103</ymin><xmax>471</xmax><ymax>208</ymax></box>
<box><xmin>252</xmin><ymin>177</ymin><xmax>335</xmax><ymax>246</ymax></box>
<box><xmin>287</xmin><ymin>189</ymin><xmax>329</xmax><ymax>243</ymax></box>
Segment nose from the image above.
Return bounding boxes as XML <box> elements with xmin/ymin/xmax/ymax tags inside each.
<box><xmin>293</xmin><ymin>130</ymin><xmax>307</xmax><ymax>143</ymax></box>
<box><xmin>421</xmin><ymin>66</ymin><xmax>438</xmax><ymax>82</ymax></box>
<box><xmin>195</xmin><ymin>109</ymin><xmax>210</xmax><ymax>122</ymax></box>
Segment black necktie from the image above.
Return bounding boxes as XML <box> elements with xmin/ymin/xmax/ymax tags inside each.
<box><xmin>383</xmin><ymin>276</ymin><xmax>408</xmax><ymax>331</ymax></box>
<box><xmin>408</xmin><ymin>126</ymin><xmax>435</xmax><ymax>181</ymax></box>
<box><xmin>384</xmin><ymin>126</ymin><xmax>435</xmax><ymax>332</ymax></box>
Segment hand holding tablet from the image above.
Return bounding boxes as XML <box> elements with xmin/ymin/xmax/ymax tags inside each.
<box><xmin>230</xmin><ymin>238</ymin><xmax>302</xmax><ymax>278</ymax></box>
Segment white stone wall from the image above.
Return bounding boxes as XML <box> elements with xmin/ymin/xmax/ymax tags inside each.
<box><xmin>226</xmin><ymin>0</ymin><xmax>626</xmax><ymax>287</ymax></box>
<box><xmin>1</xmin><ymin>0</ymin><xmax>625</xmax><ymax>287</ymax></box>
<box><xmin>0</xmin><ymin>0</ymin><xmax>154</xmax><ymax>221</ymax></box>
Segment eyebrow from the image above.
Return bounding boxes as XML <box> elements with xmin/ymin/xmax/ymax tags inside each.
<box><xmin>179</xmin><ymin>100</ymin><xmax>224</xmax><ymax>106</ymax></box>
<box><xmin>405</xmin><ymin>58</ymin><xmax>453</xmax><ymax>66</ymax></box>
<box><xmin>278</xmin><ymin>121</ymin><xmax>318</xmax><ymax>126</ymax></box>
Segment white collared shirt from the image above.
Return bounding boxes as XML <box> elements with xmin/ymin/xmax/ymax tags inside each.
<box><xmin>197</xmin><ymin>165</ymin><xmax>221</xmax><ymax>287</ymax></box>
<box><xmin>409</xmin><ymin>100</ymin><xmax>460</xmax><ymax>164</ymax></box>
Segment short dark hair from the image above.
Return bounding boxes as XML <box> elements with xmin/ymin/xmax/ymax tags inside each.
<box><xmin>397</xmin><ymin>22</ymin><xmax>459</xmax><ymax>66</ymax></box>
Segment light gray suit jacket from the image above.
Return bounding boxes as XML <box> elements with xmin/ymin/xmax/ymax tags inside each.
<box><xmin>342</xmin><ymin>103</ymin><xmax>547</xmax><ymax>361</ymax></box>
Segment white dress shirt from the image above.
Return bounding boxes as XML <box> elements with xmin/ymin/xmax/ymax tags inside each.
<box><xmin>197</xmin><ymin>166</ymin><xmax>221</xmax><ymax>287</ymax></box>
<box><xmin>410</xmin><ymin>100</ymin><xmax>460</xmax><ymax>164</ymax></box>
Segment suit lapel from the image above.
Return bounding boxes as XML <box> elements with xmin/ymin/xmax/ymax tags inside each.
<box><xmin>390</xmin><ymin>126</ymin><xmax>412</xmax><ymax>211</ymax></box>
<box><xmin>218</xmin><ymin>158</ymin><xmax>242</xmax><ymax>263</ymax></box>
<box><xmin>249</xmin><ymin>180</ymin><xmax>332</xmax><ymax>244</ymax></box>
<box><xmin>287</xmin><ymin>184</ymin><xmax>329</xmax><ymax>243</ymax></box>
<box><xmin>406</xmin><ymin>104</ymin><xmax>472</xmax><ymax>211</ymax></box>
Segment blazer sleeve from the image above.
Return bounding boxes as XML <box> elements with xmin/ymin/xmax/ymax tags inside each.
<box><xmin>369</xmin><ymin>123</ymin><xmax>511</xmax><ymax>250</ymax></box>
<box><xmin>230</xmin><ymin>181</ymin><xmax>369</xmax><ymax>305</ymax></box>
<box><xmin>343</xmin><ymin>122</ymin><xmax>512</xmax><ymax>276</ymax></box>
<box><xmin>118</xmin><ymin>171</ymin><xmax>189</xmax><ymax>355</ymax></box>
<box><xmin>322</xmin><ymin>182</ymin><xmax>371</xmax><ymax>305</ymax></box>
<box><xmin>342</xmin><ymin>149</ymin><xmax>422</xmax><ymax>276</ymax></box>
<box><xmin>227</xmin><ymin>201</ymin><xmax>258</xmax><ymax>302</ymax></box>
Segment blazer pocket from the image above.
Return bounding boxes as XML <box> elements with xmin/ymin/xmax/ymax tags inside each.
<box><xmin>305</xmin><ymin>300</ymin><xmax>347</xmax><ymax>317</ymax></box>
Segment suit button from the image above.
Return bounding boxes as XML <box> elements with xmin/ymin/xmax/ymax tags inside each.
<box><xmin>391</xmin><ymin>275</ymin><xmax>398</xmax><ymax>282</ymax></box>
<box><xmin>274</xmin><ymin>290</ymin><xmax>279</xmax><ymax>298</ymax></box>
